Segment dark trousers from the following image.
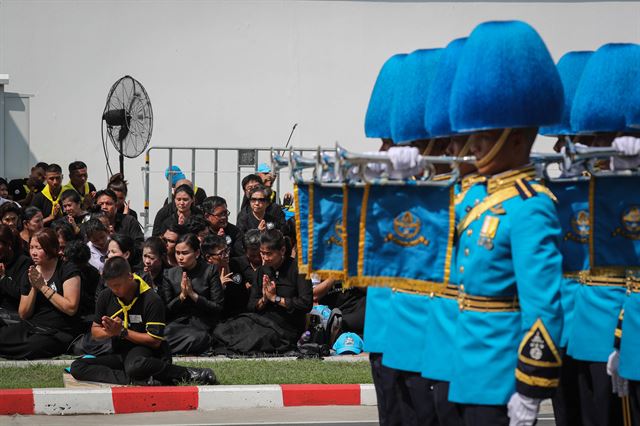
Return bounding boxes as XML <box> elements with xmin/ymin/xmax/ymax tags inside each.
<box><xmin>370</xmin><ymin>352</ymin><xmax>403</xmax><ymax>426</ymax></box>
<box><xmin>395</xmin><ymin>370</ymin><xmax>438</xmax><ymax>426</ymax></box>
<box><xmin>432</xmin><ymin>380</ymin><xmax>463</xmax><ymax>426</ymax></box>
<box><xmin>575</xmin><ymin>359</ymin><xmax>623</xmax><ymax>426</ymax></box>
<box><xmin>628</xmin><ymin>381</ymin><xmax>640</xmax><ymax>426</ymax></box>
<box><xmin>70</xmin><ymin>344</ymin><xmax>189</xmax><ymax>385</ymax></box>
<box><xmin>0</xmin><ymin>321</ymin><xmax>73</xmax><ymax>359</ymax></box>
<box><xmin>552</xmin><ymin>354</ymin><xmax>583</xmax><ymax>426</ymax></box>
<box><xmin>457</xmin><ymin>404</ymin><xmax>509</xmax><ymax>426</ymax></box>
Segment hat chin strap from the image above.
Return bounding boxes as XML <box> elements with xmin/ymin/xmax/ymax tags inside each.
<box><xmin>475</xmin><ymin>128</ymin><xmax>512</xmax><ymax>169</ymax></box>
<box><xmin>456</xmin><ymin>136</ymin><xmax>473</xmax><ymax>157</ymax></box>
<box><xmin>422</xmin><ymin>139</ymin><xmax>436</xmax><ymax>156</ymax></box>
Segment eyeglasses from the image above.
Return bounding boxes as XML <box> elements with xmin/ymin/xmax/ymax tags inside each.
<box><xmin>204</xmin><ymin>248</ymin><xmax>230</xmax><ymax>259</ymax></box>
<box><xmin>210</xmin><ymin>210</ymin><xmax>230</xmax><ymax>218</ymax></box>
<box><xmin>250</xmin><ymin>197</ymin><xmax>267</xmax><ymax>203</ymax></box>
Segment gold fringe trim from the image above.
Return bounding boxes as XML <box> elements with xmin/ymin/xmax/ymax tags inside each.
<box><xmin>342</xmin><ymin>184</ymin><xmax>350</xmax><ymax>281</ymax></box>
<box><xmin>293</xmin><ymin>184</ymin><xmax>308</xmax><ymax>273</ymax></box>
<box><xmin>443</xmin><ymin>185</ymin><xmax>455</xmax><ymax>285</ymax></box>
<box><xmin>351</xmin><ymin>276</ymin><xmax>446</xmax><ymax>294</ymax></box>
<box><xmin>307</xmin><ymin>183</ymin><xmax>315</xmax><ymax>274</ymax></box>
<box><xmin>357</xmin><ymin>184</ymin><xmax>371</xmax><ymax>278</ymax></box>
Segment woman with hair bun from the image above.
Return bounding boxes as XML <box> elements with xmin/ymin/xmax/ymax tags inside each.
<box><xmin>107</xmin><ymin>173</ymin><xmax>137</xmax><ymax>220</ymax></box>
<box><xmin>0</xmin><ymin>228</ymin><xmax>84</xmax><ymax>359</ymax></box>
<box><xmin>19</xmin><ymin>207</ymin><xmax>44</xmax><ymax>256</ymax></box>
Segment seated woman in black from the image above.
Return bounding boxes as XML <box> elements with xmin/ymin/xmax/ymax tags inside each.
<box><xmin>60</xmin><ymin>190</ymin><xmax>89</xmax><ymax>233</ymax></box>
<box><xmin>158</xmin><ymin>185</ymin><xmax>203</xmax><ymax>237</ymax></box>
<box><xmin>202</xmin><ymin>234</ymin><xmax>249</xmax><ymax>319</ymax></box>
<box><xmin>51</xmin><ymin>219</ymin><xmax>79</xmax><ymax>258</ymax></box>
<box><xmin>0</xmin><ymin>224</ymin><xmax>31</xmax><ymax>325</ymax></box>
<box><xmin>140</xmin><ymin>237</ymin><xmax>170</xmax><ymax>294</ymax></box>
<box><xmin>163</xmin><ymin>233</ymin><xmax>223</xmax><ymax>355</ymax></box>
<box><xmin>236</xmin><ymin>186</ymin><xmax>287</xmax><ymax>235</ymax></box>
<box><xmin>107</xmin><ymin>233</ymin><xmax>141</xmax><ymax>272</ymax></box>
<box><xmin>0</xmin><ymin>228</ymin><xmax>84</xmax><ymax>359</ymax></box>
<box><xmin>249</xmin><ymin>229</ymin><xmax>312</xmax><ymax>341</ymax></box>
<box><xmin>213</xmin><ymin>230</ymin><xmax>312</xmax><ymax>354</ymax></box>
<box><xmin>19</xmin><ymin>207</ymin><xmax>44</xmax><ymax>256</ymax></box>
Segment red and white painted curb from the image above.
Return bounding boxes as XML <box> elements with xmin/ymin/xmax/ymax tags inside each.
<box><xmin>0</xmin><ymin>384</ymin><xmax>377</xmax><ymax>415</ymax></box>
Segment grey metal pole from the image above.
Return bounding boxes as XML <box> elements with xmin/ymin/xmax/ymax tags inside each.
<box><xmin>191</xmin><ymin>148</ymin><xmax>196</xmax><ymax>185</ymax></box>
<box><xmin>143</xmin><ymin>150</ymin><xmax>151</xmax><ymax>233</ymax></box>
<box><xmin>214</xmin><ymin>148</ymin><xmax>219</xmax><ymax>197</ymax></box>
<box><xmin>168</xmin><ymin>148</ymin><xmax>174</xmax><ymax>201</ymax></box>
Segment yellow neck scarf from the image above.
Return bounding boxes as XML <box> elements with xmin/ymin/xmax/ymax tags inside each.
<box><xmin>41</xmin><ymin>184</ymin><xmax>62</xmax><ymax>207</ymax></box>
<box><xmin>110</xmin><ymin>274</ymin><xmax>151</xmax><ymax>329</ymax></box>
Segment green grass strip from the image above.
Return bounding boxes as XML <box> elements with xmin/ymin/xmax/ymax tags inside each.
<box><xmin>0</xmin><ymin>360</ymin><xmax>372</xmax><ymax>389</ymax></box>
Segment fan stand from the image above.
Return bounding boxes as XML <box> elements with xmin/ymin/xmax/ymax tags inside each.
<box><xmin>119</xmin><ymin>140</ymin><xmax>125</xmax><ymax>178</ymax></box>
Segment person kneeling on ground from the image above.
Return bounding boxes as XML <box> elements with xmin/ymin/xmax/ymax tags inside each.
<box><xmin>70</xmin><ymin>256</ymin><xmax>216</xmax><ymax>386</ymax></box>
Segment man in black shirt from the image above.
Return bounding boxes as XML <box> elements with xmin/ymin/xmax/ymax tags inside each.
<box><xmin>32</xmin><ymin>164</ymin><xmax>65</xmax><ymax>226</ymax></box>
<box><xmin>8</xmin><ymin>162</ymin><xmax>48</xmax><ymax>206</ymax></box>
<box><xmin>95</xmin><ymin>189</ymin><xmax>144</xmax><ymax>247</ymax></box>
<box><xmin>60</xmin><ymin>161</ymin><xmax>96</xmax><ymax>207</ymax></box>
<box><xmin>201</xmin><ymin>196</ymin><xmax>244</xmax><ymax>258</ymax></box>
<box><xmin>70</xmin><ymin>257</ymin><xmax>216</xmax><ymax>385</ymax></box>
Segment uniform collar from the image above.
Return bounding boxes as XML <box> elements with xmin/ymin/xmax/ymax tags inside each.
<box><xmin>485</xmin><ymin>164</ymin><xmax>537</xmax><ymax>194</ymax></box>
<box><xmin>461</xmin><ymin>173</ymin><xmax>487</xmax><ymax>191</ymax></box>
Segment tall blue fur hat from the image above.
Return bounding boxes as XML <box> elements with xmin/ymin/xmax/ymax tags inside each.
<box><xmin>424</xmin><ymin>38</ymin><xmax>467</xmax><ymax>139</ymax></box>
<box><xmin>450</xmin><ymin>21</ymin><xmax>564</xmax><ymax>132</ymax></box>
<box><xmin>571</xmin><ymin>43</ymin><xmax>640</xmax><ymax>133</ymax></box>
<box><xmin>364</xmin><ymin>54</ymin><xmax>407</xmax><ymax>139</ymax></box>
<box><xmin>540</xmin><ymin>51</ymin><xmax>593</xmax><ymax>136</ymax></box>
<box><xmin>390</xmin><ymin>48</ymin><xmax>442</xmax><ymax>144</ymax></box>
<box><xmin>627</xmin><ymin>81</ymin><xmax>640</xmax><ymax>129</ymax></box>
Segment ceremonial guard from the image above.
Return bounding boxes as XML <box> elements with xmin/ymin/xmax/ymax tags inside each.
<box><xmin>378</xmin><ymin>47</ymin><xmax>442</xmax><ymax>426</ymax></box>
<box><xmin>361</xmin><ymin>53</ymin><xmax>406</xmax><ymax>426</ymax></box>
<box><xmin>447</xmin><ymin>21</ymin><xmax>565</xmax><ymax>425</ymax></box>
<box><xmin>568</xmin><ymin>43</ymin><xmax>640</xmax><ymax>426</ymax></box>
<box><xmin>419</xmin><ymin>36</ymin><xmax>475</xmax><ymax>426</ymax></box>
<box><xmin>538</xmin><ymin>50</ymin><xmax>593</xmax><ymax>426</ymax></box>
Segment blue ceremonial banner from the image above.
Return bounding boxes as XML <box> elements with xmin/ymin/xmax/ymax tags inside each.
<box><xmin>293</xmin><ymin>183</ymin><xmax>310</xmax><ymax>276</ymax></box>
<box><xmin>591</xmin><ymin>176</ymin><xmax>640</xmax><ymax>275</ymax></box>
<box><xmin>546</xmin><ymin>180</ymin><xmax>590</xmax><ymax>275</ymax></box>
<box><xmin>343</xmin><ymin>185</ymin><xmax>365</xmax><ymax>287</ymax></box>
<box><xmin>308</xmin><ymin>184</ymin><xmax>345</xmax><ymax>279</ymax></box>
<box><xmin>357</xmin><ymin>184</ymin><xmax>453</xmax><ymax>292</ymax></box>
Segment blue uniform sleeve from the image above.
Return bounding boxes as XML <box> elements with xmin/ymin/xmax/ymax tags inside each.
<box><xmin>510</xmin><ymin>194</ymin><xmax>564</xmax><ymax>398</ymax></box>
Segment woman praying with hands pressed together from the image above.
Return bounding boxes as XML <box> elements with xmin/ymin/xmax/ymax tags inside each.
<box><xmin>0</xmin><ymin>228</ymin><xmax>84</xmax><ymax>359</ymax></box>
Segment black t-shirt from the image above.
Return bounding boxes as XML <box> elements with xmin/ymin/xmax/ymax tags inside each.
<box><xmin>32</xmin><ymin>189</ymin><xmax>62</xmax><ymax>220</ymax></box>
<box><xmin>0</xmin><ymin>254</ymin><xmax>32</xmax><ymax>314</ymax></box>
<box><xmin>8</xmin><ymin>178</ymin><xmax>43</xmax><ymax>202</ymax></box>
<box><xmin>114</xmin><ymin>213</ymin><xmax>144</xmax><ymax>247</ymax></box>
<box><xmin>94</xmin><ymin>278</ymin><xmax>166</xmax><ymax>354</ymax></box>
<box><xmin>20</xmin><ymin>260</ymin><xmax>82</xmax><ymax>332</ymax></box>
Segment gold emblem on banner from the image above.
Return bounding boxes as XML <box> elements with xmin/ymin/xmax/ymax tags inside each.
<box><xmin>384</xmin><ymin>211</ymin><xmax>430</xmax><ymax>247</ymax></box>
<box><xmin>565</xmin><ymin>210</ymin><xmax>590</xmax><ymax>243</ymax></box>
<box><xmin>327</xmin><ymin>220</ymin><xmax>345</xmax><ymax>246</ymax></box>
<box><xmin>613</xmin><ymin>206</ymin><xmax>640</xmax><ymax>240</ymax></box>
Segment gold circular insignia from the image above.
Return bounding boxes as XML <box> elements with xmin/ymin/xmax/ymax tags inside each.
<box><xmin>622</xmin><ymin>206</ymin><xmax>640</xmax><ymax>235</ymax></box>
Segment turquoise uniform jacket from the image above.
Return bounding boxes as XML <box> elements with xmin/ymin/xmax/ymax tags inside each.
<box><xmin>448</xmin><ymin>168</ymin><xmax>564</xmax><ymax>405</ymax></box>
<box><xmin>363</xmin><ymin>287</ymin><xmax>392</xmax><ymax>354</ymax></box>
<box><xmin>619</xmin><ymin>293</ymin><xmax>640</xmax><ymax>380</ymax></box>
<box><xmin>421</xmin><ymin>178</ymin><xmax>486</xmax><ymax>381</ymax></box>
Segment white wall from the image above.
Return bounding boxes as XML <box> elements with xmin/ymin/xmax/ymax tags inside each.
<box><xmin>1</xmin><ymin>0</ymin><xmax>639</xmax><ymax>224</ymax></box>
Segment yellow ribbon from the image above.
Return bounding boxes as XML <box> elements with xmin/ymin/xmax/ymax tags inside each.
<box><xmin>61</xmin><ymin>182</ymin><xmax>90</xmax><ymax>201</ymax></box>
<box><xmin>41</xmin><ymin>184</ymin><xmax>62</xmax><ymax>208</ymax></box>
<box><xmin>110</xmin><ymin>274</ymin><xmax>151</xmax><ymax>329</ymax></box>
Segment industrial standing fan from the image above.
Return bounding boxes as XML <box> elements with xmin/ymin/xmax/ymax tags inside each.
<box><xmin>101</xmin><ymin>75</ymin><xmax>153</xmax><ymax>177</ymax></box>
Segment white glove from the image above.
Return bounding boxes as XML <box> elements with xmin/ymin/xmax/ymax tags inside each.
<box><xmin>387</xmin><ymin>146</ymin><xmax>422</xmax><ymax>179</ymax></box>
<box><xmin>560</xmin><ymin>143</ymin><xmax>589</xmax><ymax>177</ymax></box>
<box><xmin>507</xmin><ymin>392</ymin><xmax>541</xmax><ymax>426</ymax></box>
<box><xmin>611</xmin><ymin>136</ymin><xmax>640</xmax><ymax>171</ymax></box>
<box><xmin>606</xmin><ymin>350</ymin><xmax>629</xmax><ymax>397</ymax></box>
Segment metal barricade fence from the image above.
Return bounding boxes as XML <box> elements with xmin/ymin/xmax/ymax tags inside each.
<box><xmin>141</xmin><ymin>146</ymin><xmax>330</xmax><ymax>235</ymax></box>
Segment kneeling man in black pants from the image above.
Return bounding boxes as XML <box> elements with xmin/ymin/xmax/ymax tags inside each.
<box><xmin>71</xmin><ymin>257</ymin><xmax>216</xmax><ymax>386</ymax></box>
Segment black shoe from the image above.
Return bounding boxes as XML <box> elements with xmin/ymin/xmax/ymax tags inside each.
<box><xmin>130</xmin><ymin>376</ymin><xmax>163</xmax><ymax>386</ymax></box>
<box><xmin>185</xmin><ymin>367</ymin><xmax>218</xmax><ymax>385</ymax></box>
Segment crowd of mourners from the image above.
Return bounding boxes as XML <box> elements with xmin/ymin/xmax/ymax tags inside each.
<box><xmin>0</xmin><ymin>161</ymin><xmax>365</xmax><ymax>385</ymax></box>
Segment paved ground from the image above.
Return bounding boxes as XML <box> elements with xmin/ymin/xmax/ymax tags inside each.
<box><xmin>0</xmin><ymin>406</ymin><xmax>557</xmax><ymax>426</ymax></box>
<box><xmin>0</xmin><ymin>406</ymin><xmax>379</xmax><ymax>426</ymax></box>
